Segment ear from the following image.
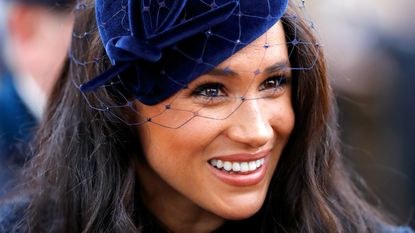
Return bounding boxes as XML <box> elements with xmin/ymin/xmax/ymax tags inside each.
<box><xmin>7</xmin><ymin>5</ymin><xmax>41</xmax><ymax>44</ymax></box>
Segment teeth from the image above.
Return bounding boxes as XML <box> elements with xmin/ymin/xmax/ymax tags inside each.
<box><xmin>241</xmin><ymin>162</ymin><xmax>249</xmax><ymax>172</ymax></box>
<box><xmin>216</xmin><ymin>160</ymin><xmax>223</xmax><ymax>169</ymax></box>
<box><xmin>256</xmin><ymin>160</ymin><xmax>261</xmax><ymax>167</ymax></box>
<box><xmin>232</xmin><ymin>162</ymin><xmax>241</xmax><ymax>172</ymax></box>
<box><xmin>209</xmin><ymin>158</ymin><xmax>265</xmax><ymax>173</ymax></box>
<box><xmin>223</xmin><ymin>161</ymin><xmax>232</xmax><ymax>171</ymax></box>
<box><xmin>248</xmin><ymin>161</ymin><xmax>257</xmax><ymax>171</ymax></box>
<box><xmin>211</xmin><ymin>159</ymin><xmax>218</xmax><ymax>166</ymax></box>
<box><xmin>240</xmin><ymin>162</ymin><xmax>249</xmax><ymax>172</ymax></box>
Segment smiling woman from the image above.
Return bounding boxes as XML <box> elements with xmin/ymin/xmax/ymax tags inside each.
<box><xmin>0</xmin><ymin>0</ymin><xmax>414</xmax><ymax>233</ymax></box>
<box><xmin>136</xmin><ymin>22</ymin><xmax>295</xmax><ymax>227</ymax></box>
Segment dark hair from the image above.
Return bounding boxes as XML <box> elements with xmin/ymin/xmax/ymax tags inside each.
<box><xmin>18</xmin><ymin>1</ymin><xmax>391</xmax><ymax>232</ymax></box>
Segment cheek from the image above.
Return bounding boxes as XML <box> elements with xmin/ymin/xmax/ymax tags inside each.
<box><xmin>141</xmin><ymin>118</ymin><xmax>218</xmax><ymax>156</ymax></box>
<box><xmin>265</xmin><ymin>94</ymin><xmax>295</xmax><ymax>141</ymax></box>
<box><xmin>139</xmin><ymin>120</ymin><xmax>231</xmax><ymax>214</ymax></box>
<box><xmin>277</xmin><ymin>103</ymin><xmax>295</xmax><ymax>138</ymax></box>
<box><xmin>265</xmin><ymin>96</ymin><xmax>295</xmax><ymax>169</ymax></box>
<box><xmin>139</xmin><ymin>118</ymin><xmax>221</xmax><ymax>179</ymax></box>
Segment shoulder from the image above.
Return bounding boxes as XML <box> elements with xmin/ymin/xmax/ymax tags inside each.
<box><xmin>0</xmin><ymin>75</ymin><xmax>36</xmax><ymax>142</ymax></box>
<box><xmin>0</xmin><ymin>195</ymin><xmax>29</xmax><ymax>233</ymax></box>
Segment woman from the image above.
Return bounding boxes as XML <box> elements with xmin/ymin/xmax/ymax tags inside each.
<box><xmin>1</xmin><ymin>0</ymin><xmax>413</xmax><ymax>232</ymax></box>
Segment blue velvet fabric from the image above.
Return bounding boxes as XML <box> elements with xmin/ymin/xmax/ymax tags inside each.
<box><xmin>0</xmin><ymin>72</ymin><xmax>37</xmax><ymax>196</ymax></box>
<box><xmin>80</xmin><ymin>0</ymin><xmax>289</xmax><ymax>105</ymax></box>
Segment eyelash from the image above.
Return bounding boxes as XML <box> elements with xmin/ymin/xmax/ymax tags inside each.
<box><xmin>191</xmin><ymin>75</ymin><xmax>289</xmax><ymax>101</ymax></box>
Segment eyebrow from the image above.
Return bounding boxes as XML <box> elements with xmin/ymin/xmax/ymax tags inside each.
<box><xmin>206</xmin><ymin>61</ymin><xmax>291</xmax><ymax>77</ymax></box>
<box><xmin>263</xmin><ymin>61</ymin><xmax>291</xmax><ymax>75</ymax></box>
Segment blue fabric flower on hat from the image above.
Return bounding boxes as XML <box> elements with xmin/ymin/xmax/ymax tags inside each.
<box><xmin>80</xmin><ymin>0</ymin><xmax>288</xmax><ymax>105</ymax></box>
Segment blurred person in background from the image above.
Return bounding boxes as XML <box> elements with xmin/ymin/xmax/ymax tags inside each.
<box><xmin>0</xmin><ymin>0</ymin><xmax>74</xmax><ymax>195</ymax></box>
<box><xmin>309</xmin><ymin>0</ymin><xmax>415</xmax><ymax>227</ymax></box>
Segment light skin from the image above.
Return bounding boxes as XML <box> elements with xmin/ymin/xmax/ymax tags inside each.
<box><xmin>7</xmin><ymin>4</ymin><xmax>74</xmax><ymax>96</ymax></box>
<box><xmin>136</xmin><ymin>22</ymin><xmax>295</xmax><ymax>233</ymax></box>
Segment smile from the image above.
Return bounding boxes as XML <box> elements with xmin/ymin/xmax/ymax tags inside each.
<box><xmin>207</xmin><ymin>153</ymin><xmax>269</xmax><ymax>186</ymax></box>
<box><xmin>209</xmin><ymin>158</ymin><xmax>265</xmax><ymax>173</ymax></box>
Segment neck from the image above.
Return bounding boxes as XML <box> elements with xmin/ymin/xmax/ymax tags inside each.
<box><xmin>136</xmin><ymin>161</ymin><xmax>225</xmax><ymax>233</ymax></box>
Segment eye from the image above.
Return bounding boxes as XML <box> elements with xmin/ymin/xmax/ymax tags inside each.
<box><xmin>191</xmin><ymin>82</ymin><xmax>226</xmax><ymax>98</ymax></box>
<box><xmin>259</xmin><ymin>75</ymin><xmax>288</xmax><ymax>91</ymax></box>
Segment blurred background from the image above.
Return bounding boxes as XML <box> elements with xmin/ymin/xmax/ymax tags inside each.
<box><xmin>309</xmin><ymin>0</ymin><xmax>415</xmax><ymax>227</ymax></box>
<box><xmin>0</xmin><ymin>0</ymin><xmax>74</xmax><ymax>195</ymax></box>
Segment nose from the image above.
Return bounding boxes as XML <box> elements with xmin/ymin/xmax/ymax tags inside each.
<box><xmin>225</xmin><ymin>99</ymin><xmax>274</xmax><ymax>148</ymax></box>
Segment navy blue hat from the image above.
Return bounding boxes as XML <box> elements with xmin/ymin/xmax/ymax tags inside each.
<box><xmin>80</xmin><ymin>0</ymin><xmax>289</xmax><ymax>105</ymax></box>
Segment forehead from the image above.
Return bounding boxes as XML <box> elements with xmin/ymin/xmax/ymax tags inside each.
<box><xmin>215</xmin><ymin>21</ymin><xmax>289</xmax><ymax>73</ymax></box>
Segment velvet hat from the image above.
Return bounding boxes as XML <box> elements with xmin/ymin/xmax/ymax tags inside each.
<box><xmin>80</xmin><ymin>0</ymin><xmax>289</xmax><ymax>105</ymax></box>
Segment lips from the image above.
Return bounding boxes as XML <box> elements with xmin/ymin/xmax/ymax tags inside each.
<box><xmin>207</xmin><ymin>150</ymin><xmax>271</xmax><ymax>186</ymax></box>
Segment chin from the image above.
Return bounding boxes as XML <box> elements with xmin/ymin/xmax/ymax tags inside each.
<box><xmin>220</xmin><ymin>204</ymin><xmax>263</xmax><ymax>220</ymax></box>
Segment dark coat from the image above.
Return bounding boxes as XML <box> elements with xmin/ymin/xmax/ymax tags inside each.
<box><xmin>0</xmin><ymin>73</ymin><xmax>37</xmax><ymax>196</ymax></box>
<box><xmin>0</xmin><ymin>195</ymin><xmax>413</xmax><ymax>233</ymax></box>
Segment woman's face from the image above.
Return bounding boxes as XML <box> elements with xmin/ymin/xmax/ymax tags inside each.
<box><xmin>136</xmin><ymin>22</ymin><xmax>295</xmax><ymax>220</ymax></box>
